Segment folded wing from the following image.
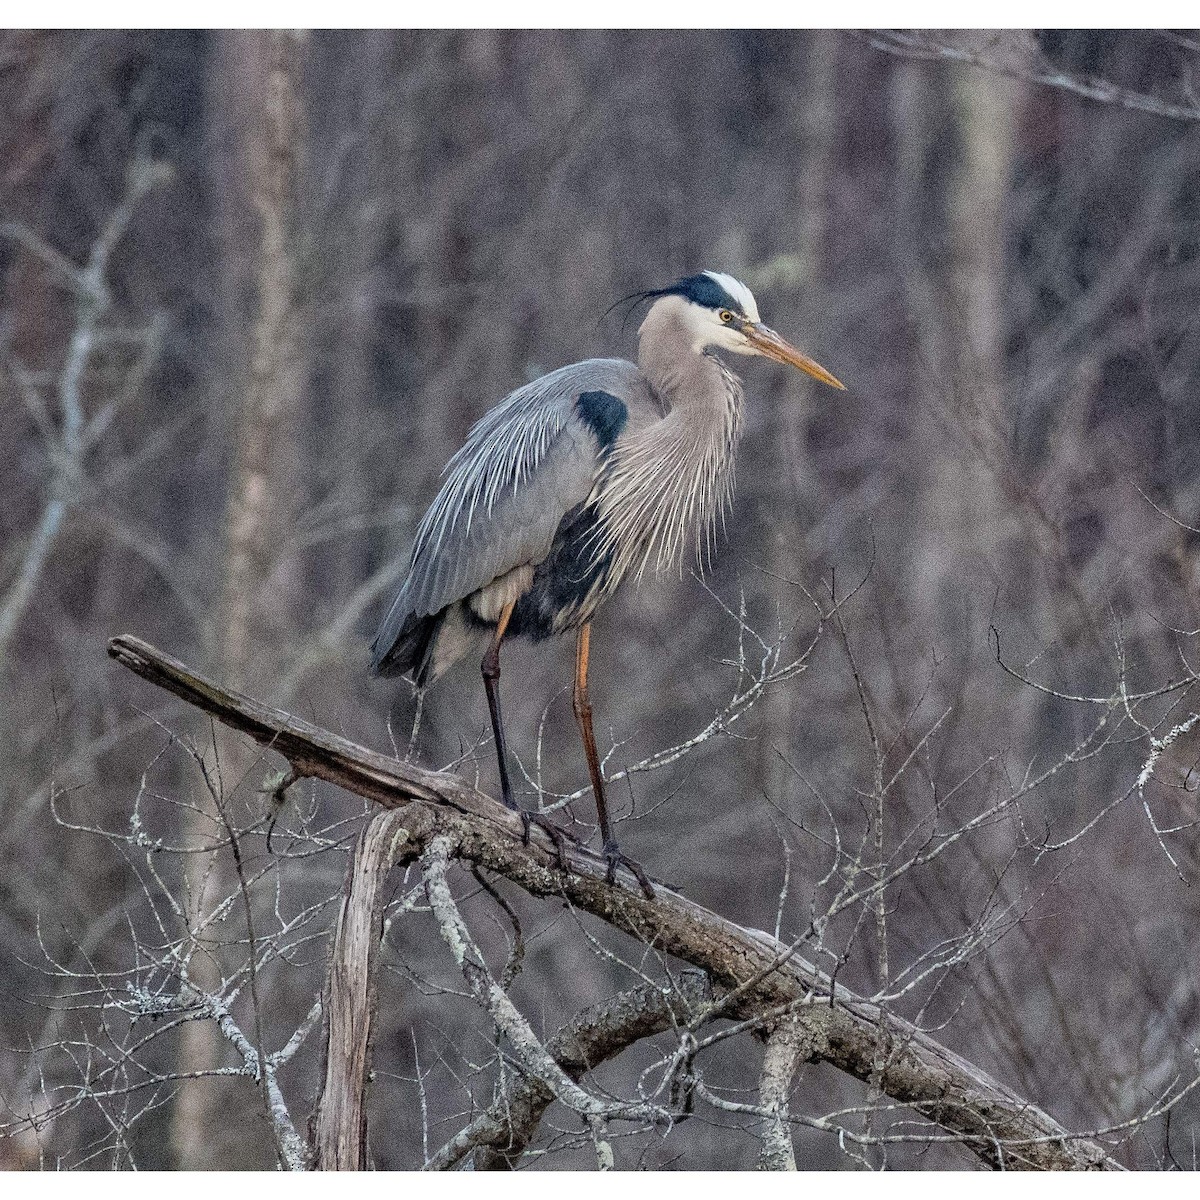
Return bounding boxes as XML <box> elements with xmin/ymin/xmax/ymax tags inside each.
<box><xmin>371</xmin><ymin>359</ymin><xmax>640</xmax><ymax>675</ymax></box>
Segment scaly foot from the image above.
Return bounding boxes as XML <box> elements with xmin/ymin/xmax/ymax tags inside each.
<box><xmin>518</xmin><ymin>808</ymin><xmax>575</xmax><ymax>872</ymax></box>
<box><xmin>603</xmin><ymin>839</ymin><xmax>655</xmax><ymax>900</ymax></box>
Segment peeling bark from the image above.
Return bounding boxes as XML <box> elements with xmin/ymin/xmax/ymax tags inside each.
<box><xmin>311</xmin><ymin>808</ymin><xmax>420</xmax><ymax>1170</ymax></box>
<box><xmin>109</xmin><ymin>633</ymin><xmax>1119</xmax><ymax>1171</ymax></box>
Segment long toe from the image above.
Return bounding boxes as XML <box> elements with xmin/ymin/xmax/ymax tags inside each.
<box><xmin>522</xmin><ymin>810</ymin><xmax>575</xmax><ymax>872</ymax></box>
<box><xmin>603</xmin><ymin>840</ymin><xmax>656</xmax><ymax>900</ymax></box>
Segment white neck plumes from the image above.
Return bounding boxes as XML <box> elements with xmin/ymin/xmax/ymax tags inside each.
<box><xmin>588</xmin><ymin>296</ymin><xmax>745</xmax><ymax>583</ymax></box>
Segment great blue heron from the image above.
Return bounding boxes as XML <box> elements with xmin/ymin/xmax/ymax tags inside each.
<box><xmin>371</xmin><ymin>271</ymin><xmax>844</xmax><ymax>894</ymax></box>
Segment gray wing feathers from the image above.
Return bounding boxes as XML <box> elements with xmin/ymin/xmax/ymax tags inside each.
<box><xmin>392</xmin><ymin>359</ymin><xmax>641</xmax><ymax>622</ymax></box>
<box><xmin>409</xmin><ymin>426</ymin><xmax>594</xmax><ymax>616</ymax></box>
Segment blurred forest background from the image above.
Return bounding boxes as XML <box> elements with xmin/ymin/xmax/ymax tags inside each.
<box><xmin>2</xmin><ymin>28</ymin><xmax>1200</xmax><ymax>1170</ymax></box>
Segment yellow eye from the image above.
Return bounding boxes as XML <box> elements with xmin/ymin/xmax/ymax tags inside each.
<box><xmin>719</xmin><ymin>309</ymin><xmax>734</xmax><ymax>323</ymax></box>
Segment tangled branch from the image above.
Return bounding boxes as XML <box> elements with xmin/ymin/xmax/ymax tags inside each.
<box><xmin>106</xmin><ymin>633</ymin><xmax>1119</xmax><ymax>1170</ymax></box>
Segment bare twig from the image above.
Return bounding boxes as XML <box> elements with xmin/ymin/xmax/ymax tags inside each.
<box><xmin>428</xmin><ymin>973</ymin><xmax>710</xmax><ymax>1170</ymax></box>
<box><xmin>0</xmin><ymin>162</ymin><xmax>172</xmax><ymax>663</ymax></box>
<box><xmin>864</xmin><ymin>30</ymin><xmax>1200</xmax><ymax>123</ymax></box>
<box><xmin>422</xmin><ymin>835</ymin><xmax>668</xmax><ymax>1140</ymax></box>
<box><xmin>107</xmin><ymin>633</ymin><xmax>1120</xmax><ymax>1171</ymax></box>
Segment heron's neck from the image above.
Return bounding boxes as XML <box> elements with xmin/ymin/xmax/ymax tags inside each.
<box><xmin>587</xmin><ymin>303</ymin><xmax>745</xmax><ymax>581</ymax></box>
<box><xmin>637</xmin><ymin>301</ymin><xmax>744</xmax><ymax>430</ymax></box>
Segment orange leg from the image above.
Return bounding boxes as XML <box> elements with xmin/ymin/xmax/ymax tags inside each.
<box><xmin>573</xmin><ymin>623</ymin><xmax>654</xmax><ymax>898</ymax></box>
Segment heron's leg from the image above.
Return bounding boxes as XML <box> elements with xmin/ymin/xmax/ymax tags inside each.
<box><xmin>572</xmin><ymin>624</ymin><xmax>609</xmax><ymax>832</ymax></box>
<box><xmin>573</xmin><ymin>624</ymin><xmax>655</xmax><ymax>899</ymax></box>
<box><xmin>481</xmin><ymin>601</ymin><xmax>517</xmax><ymax>812</ymax></box>
<box><xmin>481</xmin><ymin>602</ymin><xmax>573</xmax><ymax>867</ymax></box>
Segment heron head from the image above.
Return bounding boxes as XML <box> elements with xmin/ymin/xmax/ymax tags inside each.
<box><xmin>644</xmin><ymin>270</ymin><xmax>845</xmax><ymax>390</ymax></box>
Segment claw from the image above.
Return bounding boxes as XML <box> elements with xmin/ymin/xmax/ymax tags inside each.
<box><xmin>603</xmin><ymin>840</ymin><xmax>656</xmax><ymax>900</ymax></box>
<box><xmin>520</xmin><ymin>809</ymin><xmax>574</xmax><ymax>872</ymax></box>
<box><xmin>515</xmin><ymin>809</ymin><xmax>653</xmax><ymax>898</ymax></box>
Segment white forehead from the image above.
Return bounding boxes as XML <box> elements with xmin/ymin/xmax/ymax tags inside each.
<box><xmin>703</xmin><ymin>271</ymin><xmax>760</xmax><ymax>322</ymax></box>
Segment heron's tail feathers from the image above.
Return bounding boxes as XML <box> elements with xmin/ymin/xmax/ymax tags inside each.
<box><xmin>370</xmin><ymin>601</ymin><xmax>485</xmax><ymax>688</ymax></box>
<box><xmin>370</xmin><ymin>607</ymin><xmax>438</xmax><ymax>684</ymax></box>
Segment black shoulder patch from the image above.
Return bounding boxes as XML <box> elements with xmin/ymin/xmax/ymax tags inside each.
<box><xmin>668</xmin><ymin>273</ymin><xmax>738</xmax><ymax>313</ymax></box>
<box><xmin>576</xmin><ymin>390</ymin><xmax>627</xmax><ymax>451</ymax></box>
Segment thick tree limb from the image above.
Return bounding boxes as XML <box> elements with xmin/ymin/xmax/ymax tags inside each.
<box><xmin>308</xmin><ymin>805</ymin><xmax>711</xmax><ymax>1172</ymax></box>
<box><xmin>422</xmin><ymin>835</ymin><xmax>671</xmax><ymax>1170</ymax></box>
<box><xmin>311</xmin><ymin>808</ymin><xmax>420</xmax><ymax>1170</ymax></box>
<box><xmin>444</xmin><ymin>972</ymin><xmax>712</xmax><ymax>1171</ymax></box>
<box><xmin>107</xmin><ymin>633</ymin><xmax>1119</xmax><ymax>1170</ymax></box>
<box><xmin>756</xmin><ymin>1010</ymin><xmax>815</xmax><ymax>1170</ymax></box>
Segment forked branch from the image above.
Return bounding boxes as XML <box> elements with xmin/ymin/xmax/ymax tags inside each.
<box><xmin>106</xmin><ymin>633</ymin><xmax>1118</xmax><ymax>1170</ymax></box>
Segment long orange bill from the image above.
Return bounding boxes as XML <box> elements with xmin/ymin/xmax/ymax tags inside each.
<box><xmin>745</xmin><ymin>322</ymin><xmax>845</xmax><ymax>390</ymax></box>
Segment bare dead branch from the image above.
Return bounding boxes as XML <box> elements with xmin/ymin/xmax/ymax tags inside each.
<box><xmin>864</xmin><ymin>30</ymin><xmax>1200</xmax><ymax>123</ymax></box>
<box><xmin>106</xmin><ymin>632</ymin><xmax>1122</xmax><ymax>1170</ymax></box>
<box><xmin>311</xmin><ymin>807</ymin><xmax>420</xmax><ymax>1169</ymax></box>
<box><xmin>0</xmin><ymin>160</ymin><xmax>172</xmax><ymax>664</ymax></box>
<box><xmin>757</xmin><ymin>1010</ymin><xmax>817</xmax><ymax>1170</ymax></box>
<box><xmin>452</xmin><ymin>972</ymin><xmax>711</xmax><ymax>1171</ymax></box>
<box><xmin>422</xmin><ymin>835</ymin><xmax>668</xmax><ymax>1142</ymax></box>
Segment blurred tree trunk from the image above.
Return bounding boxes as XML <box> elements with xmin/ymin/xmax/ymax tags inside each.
<box><xmin>887</xmin><ymin>67</ymin><xmax>1043</xmax><ymax>1093</ymax></box>
<box><xmin>170</xmin><ymin>28</ymin><xmax>308</xmax><ymax>1170</ymax></box>
<box><xmin>890</xmin><ymin>60</ymin><xmax>1019</xmax><ymax>641</ymax></box>
<box><xmin>762</xmin><ymin>32</ymin><xmax>839</xmax><ymax>801</ymax></box>
<box><xmin>216</xmin><ymin>30</ymin><xmax>307</xmax><ymax>687</ymax></box>
<box><xmin>301</xmin><ymin>31</ymin><xmax>388</xmax><ymax>618</ymax></box>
